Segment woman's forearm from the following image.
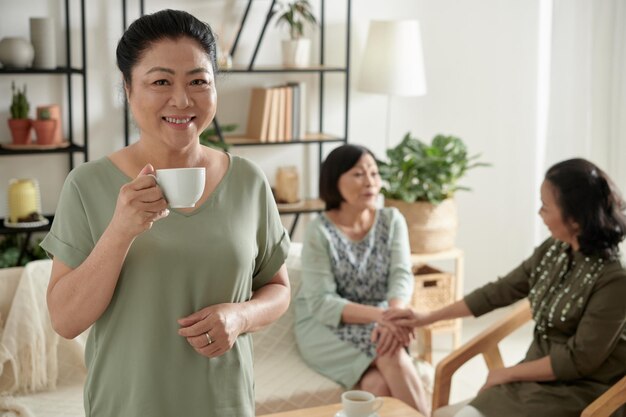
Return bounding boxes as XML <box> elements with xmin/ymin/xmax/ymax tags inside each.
<box><xmin>506</xmin><ymin>356</ymin><xmax>556</xmax><ymax>382</ymax></box>
<box><xmin>239</xmin><ymin>265</ymin><xmax>291</xmax><ymax>333</ymax></box>
<box><xmin>47</xmin><ymin>226</ymin><xmax>134</xmax><ymax>339</ymax></box>
<box><xmin>429</xmin><ymin>299</ymin><xmax>473</xmax><ymax>323</ymax></box>
<box><xmin>341</xmin><ymin>298</ymin><xmax>406</xmax><ymax>324</ymax></box>
<box><xmin>486</xmin><ymin>356</ymin><xmax>556</xmax><ymax>390</ymax></box>
<box><xmin>341</xmin><ymin>303</ymin><xmax>384</xmax><ymax>324</ymax></box>
<box><xmin>388</xmin><ymin>298</ymin><xmax>405</xmax><ymax>309</ymax></box>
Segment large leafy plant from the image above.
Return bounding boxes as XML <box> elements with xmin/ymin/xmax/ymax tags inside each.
<box><xmin>0</xmin><ymin>235</ymin><xmax>47</xmax><ymax>268</ymax></box>
<box><xmin>275</xmin><ymin>0</ymin><xmax>317</xmax><ymax>40</ymax></box>
<box><xmin>199</xmin><ymin>123</ymin><xmax>237</xmax><ymax>151</ymax></box>
<box><xmin>378</xmin><ymin>133</ymin><xmax>489</xmax><ymax>204</ymax></box>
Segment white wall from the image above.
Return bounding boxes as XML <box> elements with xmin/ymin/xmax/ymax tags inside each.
<box><xmin>0</xmin><ymin>0</ymin><xmax>564</xmax><ymax>293</ymax></box>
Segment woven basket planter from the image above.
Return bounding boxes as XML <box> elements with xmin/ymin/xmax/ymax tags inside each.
<box><xmin>385</xmin><ymin>198</ymin><xmax>458</xmax><ymax>253</ymax></box>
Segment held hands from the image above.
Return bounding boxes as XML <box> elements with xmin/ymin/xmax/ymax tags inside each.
<box><xmin>371</xmin><ymin>309</ymin><xmax>415</xmax><ymax>356</ymax></box>
<box><xmin>383</xmin><ymin>307</ymin><xmax>433</xmax><ymax>328</ymax></box>
<box><xmin>371</xmin><ymin>323</ymin><xmax>407</xmax><ymax>356</ymax></box>
<box><xmin>110</xmin><ymin>164</ymin><xmax>169</xmax><ymax>240</ymax></box>
<box><xmin>177</xmin><ymin>303</ymin><xmax>247</xmax><ymax>358</ymax></box>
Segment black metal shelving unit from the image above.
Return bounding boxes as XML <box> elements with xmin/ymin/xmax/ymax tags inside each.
<box><xmin>122</xmin><ymin>0</ymin><xmax>351</xmax><ymax>236</ymax></box>
<box><xmin>0</xmin><ymin>0</ymin><xmax>88</xmax><ymax>262</ymax></box>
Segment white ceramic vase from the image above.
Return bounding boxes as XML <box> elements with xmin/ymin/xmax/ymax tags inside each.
<box><xmin>281</xmin><ymin>39</ymin><xmax>311</xmax><ymax>68</ymax></box>
<box><xmin>0</xmin><ymin>37</ymin><xmax>35</xmax><ymax>69</ymax></box>
<box><xmin>30</xmin><ymin>17</ymin><xmax>57</xmax><ymax>69</ymax></box>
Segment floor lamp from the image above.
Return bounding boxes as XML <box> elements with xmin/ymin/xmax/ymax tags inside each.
<box><xmin>358</xmin><ymin>20</ymin><xmax>427</xmax><ymax>149</ymax></box>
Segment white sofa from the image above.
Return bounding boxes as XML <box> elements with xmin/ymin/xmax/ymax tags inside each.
<box><xmin>0</xmin><ymin>243</ymin><xmax>344</xmax><ymax>417</ymax></box>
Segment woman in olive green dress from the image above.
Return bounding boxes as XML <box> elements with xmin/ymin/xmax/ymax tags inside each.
<box><xmin>40</xmin><ymin>10</ymin><xmax>290</xmax><ymax>417</ymax></box>
<box><xmin>386</xmin><ymin>158</ymin><xmax>626</xmax><ymax>417</ymax></box>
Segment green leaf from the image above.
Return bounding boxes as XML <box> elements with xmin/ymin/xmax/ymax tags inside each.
<box><xmin>275</xmin><ymin>0</ymin><xmax>317</xmax><ymax>40</ymax></box>
<box><xmin>378</xmin><ymin>132</ymin><xmax>489</xmax><ymax>204</ymax></box>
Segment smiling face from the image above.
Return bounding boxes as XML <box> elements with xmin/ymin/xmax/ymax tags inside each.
<box><xmin>539</xmin><ymin>180</ymin><xmax>580</xmax><ymax>246</ymax></box>
<box><xmin>337</xmin><ymin>153</ymin><xmax>382</xmax><ymax>211</ymax></box>
<box><xmin>125</xmin><ymin>36</ymin><xmax>217</xmax><ymax>150</ymax></box>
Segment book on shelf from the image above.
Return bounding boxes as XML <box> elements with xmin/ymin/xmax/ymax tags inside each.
<box><xmin>284</xmin><ymin>86</ymin><xmax>293</xmax><ymax>142</ymax></box>
<box><xmin>288</xmin><ymin>81</ymin><xmax>307</xmax><ymax>139</ymax></box>
<box><xmin>276</xmin><ymin>87</ymin><xmax>286</xmax><ymax>142</ymax></box>
<box><xmin>267</xmin><ymin>87</ymin><xmax>281</xmax><ymax>142</ymax></box>
<box><xmin>246</xmin><ymin>82</ymin><xmax>307</xmax><ymax>143</ymax></box>
<box><xmin>246</xmin><ymin>87</ymin><xmax>273</xmax><ymax>141</ymax></box>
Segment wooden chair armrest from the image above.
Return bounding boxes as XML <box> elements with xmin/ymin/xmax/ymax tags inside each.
<box><xmin>581</xmin><ymin>376</ymin><xmax>626</xmax><ymax>417</ymax></box>
<box><xmin>432</xmin><ymin>300</ymin><xmax>532</xmax><ymax>410</ymax></box>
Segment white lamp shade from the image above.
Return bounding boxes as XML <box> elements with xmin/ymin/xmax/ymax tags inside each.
<box><xmin>358</xmin><ymin>20</ymin><xmax>427</xmax><ymax>97</ymax></box>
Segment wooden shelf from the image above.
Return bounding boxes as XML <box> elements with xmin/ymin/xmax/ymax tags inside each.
<box><xmin>410</xmin><ymin>248</ymin><xmax>464</xmax><ymax>263</ymax></box>
<box><xmin>0</xmin><ymin>67</ymin><xmax>84</xmax><ymax>75</ymax></box>
<box><xmin>0</xmin><ymin>143</ymin><xmax>85</xmax><ymax>156</ymax></box>
<box><xmin>223</xmin><ymin>65</ymin><xmax>347</xmax><ymax>74</ymax></box>
<box><xmin>0</xmin><ymin>215</ymin><xmax>54</xmax><ymax>234</ymax></box>
<box><xmin>225</xmin><ymin>133</ymin><xmax>344</xmax><ymax>146</ymax></box>
<box><xmin>277</xmin><ymin>198</ymin><xmax>325</xmax><ymax>214</ymax></box>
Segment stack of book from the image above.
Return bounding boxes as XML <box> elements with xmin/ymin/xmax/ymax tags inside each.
<box><xmin>245</xmin><ymin>82</ymin><xmax>306</xmax><ymax>142</ymax></box>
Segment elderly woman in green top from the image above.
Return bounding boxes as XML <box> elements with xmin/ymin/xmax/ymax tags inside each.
<box><xmin>386</xmin><ymin>158</ymin><xmax>626</xmax><ymax>417</ymax></box>
<box><xmin>294</xmin><ymin>144</ymin><xmax>429</xmax><ymax>415</ymax></box>
<box><xmin>40</xmin><ymin>10</ymin><xmax>290</xmax><ymax>417</ymax></box>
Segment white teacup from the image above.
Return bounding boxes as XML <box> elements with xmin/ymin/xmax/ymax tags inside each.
<box><xmin>155</xmin><ymin>167</ymin><xmax>205</xmax><ymax>208</ymax></box>
<box><xmin>341</xmin><ymin>390</ymin><xmax>383</xmax><ymax>417</ymax></box>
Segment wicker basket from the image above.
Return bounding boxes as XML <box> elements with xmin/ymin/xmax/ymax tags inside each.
<box><xmin>411</xmin><ymin>264</ymin><xmax>455</xmax><ymax>331</ymax></box>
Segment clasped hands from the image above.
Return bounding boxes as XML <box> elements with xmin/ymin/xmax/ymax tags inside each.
<box><xmin>177</xmin><ymin>303</ymin><xmax>247</xmax><ymax>359</ymax></box>
<box><xmin>371</xmin><ymin>307</ymin><xmax>420</xmax><ymax>356</ymax></box>
<box><xmin>372</xmin><ymin>307</ymin><xmax>433</xmax><ymax>356</ymax></box>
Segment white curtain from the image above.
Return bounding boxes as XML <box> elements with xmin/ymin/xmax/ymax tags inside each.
<box><xmin>536</xmin><ymin>0</ymin><xmax>626</xmax><ymax>257</ymax></box>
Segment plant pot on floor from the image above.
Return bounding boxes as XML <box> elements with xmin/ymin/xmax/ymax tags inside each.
<box><xmin>33</xmin><ymin>119</ymin><xmax>57</xmax><ymax>145</ymax></box>
<box><xmin>8</xmin><ymin>119</ymin><xmax>33</xmax><ymax>145</ymax></box>
<box><xmin>385</xmin><ymin>198</ymin><xmax>458</xmax><ymax>254</ymax></box>
<box><xmin>281</xmin><ymin>39</ymin><xmax>311</xmax><ymax>68</ymax></box>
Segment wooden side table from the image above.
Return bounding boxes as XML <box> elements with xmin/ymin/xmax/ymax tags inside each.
<box><xmin>410</xmin><ymin>248</ymin><xmax>464</xmax><ymax>363</ymax></box>
<box><xmin>258</xmin><ymin>397</ymin><xmax>425</xmax><ymax>417</ymax></box>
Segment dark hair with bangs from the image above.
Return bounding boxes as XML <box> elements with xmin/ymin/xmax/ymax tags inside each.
<box><xmin>116</xmin><ymin>9</ymin><xmax>217</xmax><ymax>86</ymax></box>
<box><xmin>546</xmin><ymin>158</ymin><xmax>626</xmax><ymax>259</ymax></box>
<box><xmin>319</xmin><ymin>144</ymin><xmax>377</xmax><ymax>211</ymax></box>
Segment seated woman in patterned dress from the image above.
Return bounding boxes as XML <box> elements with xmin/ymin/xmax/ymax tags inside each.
<box><xmin>293</xmin><ymin>144</ymin><xmax>429</xmax><ymax>415</ymax></box>
<box><xmin>386</xmin><ymin>158</ymin><xmax>626</xmax><ymax>417</ymax></box>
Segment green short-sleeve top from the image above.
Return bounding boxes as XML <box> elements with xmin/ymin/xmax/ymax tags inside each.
<box><xmin>40</xmin><ymin>153</ymin><xmax>290</xmax><ymax>417</ymax></box>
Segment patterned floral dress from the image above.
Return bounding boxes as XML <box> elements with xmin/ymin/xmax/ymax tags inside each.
<box><xmin>294</xmin><ymin>208</ymin><xmax>414</xmax><ymax>388</ymax></box>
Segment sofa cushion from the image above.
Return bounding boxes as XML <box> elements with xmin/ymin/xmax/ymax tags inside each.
<box><xmin>253</xmin><ymin>242</ymin><xmax>344</xmax><ymax>414</ymax></box>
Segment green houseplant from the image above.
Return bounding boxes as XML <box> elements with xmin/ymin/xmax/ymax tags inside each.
<box><xmin>199</xmin><ymin>123</ymin><xmax>237</xmax><ymax>151</ymax></box>
<box><xmin>275</xmin><ymin>0</ymin><xmax>317</xmax><ymax>67</ymax></box>
<box><xmin>8</xmin><ymin>81</ymin><xmax>32</xmax><ymax>145</ymax></box>
<box><xmin>0</xmin><ymin>235</ymin><xmax>47</xmax><ymax>268</ymax></box>
<box><xmin>379</xmin><ymin>133</ymin><xmax>489</xmax><ymax>204</ymax></box>
<box><xmin>379</xmin><ymin>133</ymin><xmax>489</xmax><ymax>253</ymax></box>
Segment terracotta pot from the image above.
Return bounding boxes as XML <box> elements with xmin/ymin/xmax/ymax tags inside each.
<box><xmin>7</xmin><ymin>119</ymin><xmax>33</xmax><ymax>145</ymax></box>
<box><xmin>385</xmin><ymin>198</ymin><xmax>458</xmax><ymax>253</ymax></box>
<box><xmin>37</xmin><ymin>104</ymin><xmax>63</xmax><ymax>144</ymax></box>
<box><xmin>33</xmin><ymin>119</ymin><xmax>57</xmax><ymax>145</ymax></box>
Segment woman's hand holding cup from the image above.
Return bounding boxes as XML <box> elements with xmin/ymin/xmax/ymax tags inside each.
<box><xmin>110</xmin><ymin>163</ymin><xmax>169</xmax><ymax>241</ymax></box>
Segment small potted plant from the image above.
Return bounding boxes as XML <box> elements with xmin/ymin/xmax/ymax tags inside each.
<box><xmin>32</xmin><ymin>107</ymin><xmax>57</xmax><ymax>145</ymax></box>
<box><xmin>8</xmin><ymin>82</ymin><xmax>32</xmax><ymax>145</ymax></box>
<box><xmin>275</xmin><ymin>0</ymin><xmax>317</xmax><ymax>68</ymax></box>
<box><xmin>379</xmin><ymin>133</ymin><xmax>489</xmax><ymax>253</ymax></box>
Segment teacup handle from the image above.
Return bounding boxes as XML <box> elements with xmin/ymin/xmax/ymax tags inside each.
<box><xmin>371</xmin><ymin>397</ymin><xmax>384</xmax><ymax>413</ymax></box>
